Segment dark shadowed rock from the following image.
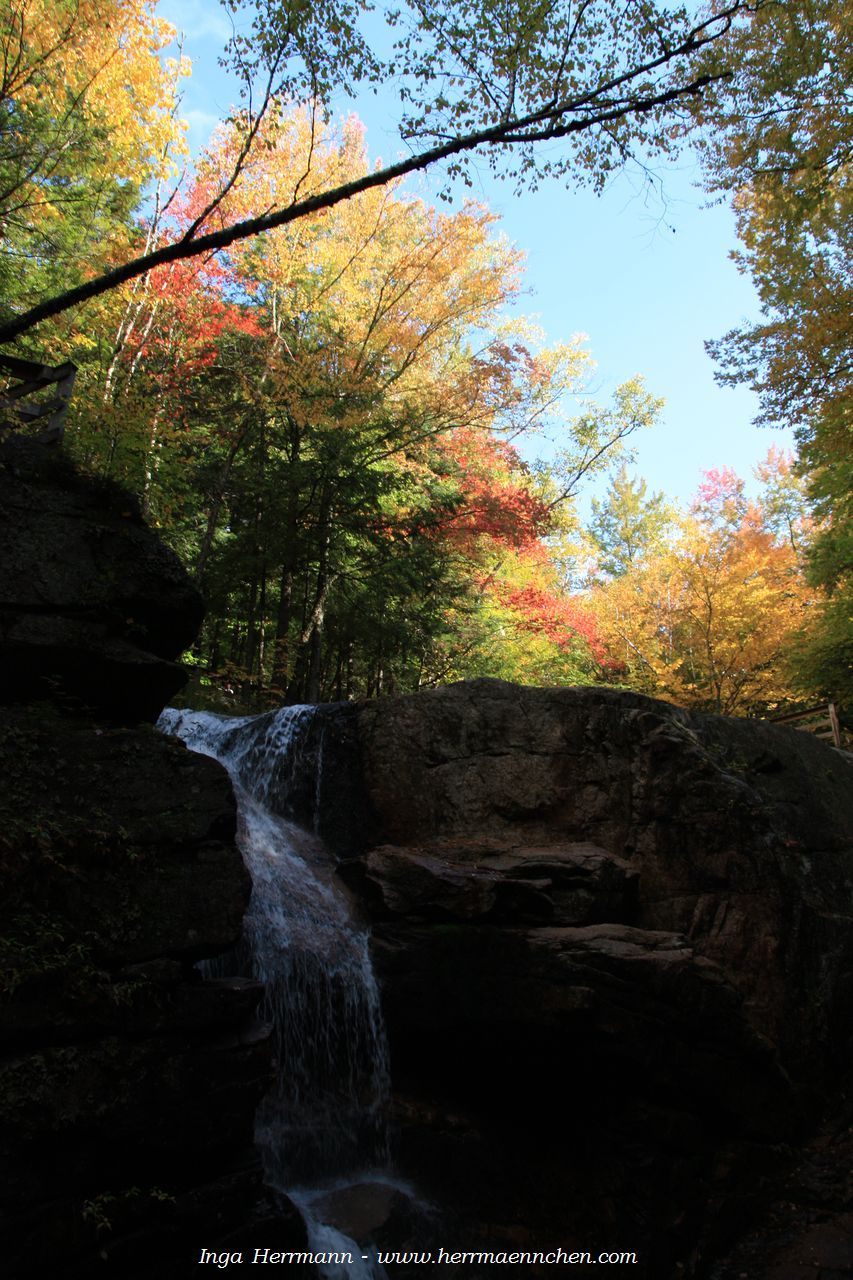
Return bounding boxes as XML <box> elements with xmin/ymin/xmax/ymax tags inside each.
<box><xmin>0</xmin><ymin>706</ymin><xmax>270</xmax><ymax>1278</ymax></box>
<box><xmin>0</xmin><ymin>438</ymin><xmax>203</xmax><ymax>721</ymax></box>
<box><xmin>0</xmin><ymin>444</ymin><xmax>271</xmax><ymax>1278</ymax></box>
<box><xmin>339</xmin><ymin>838</ymin><xmax>637</xmax><ymax>924</ymax></box>
<box><xmin>340</xmin><ymin>680</ymin><xmax>853</xmax><ymax>1091</ymax></box>
<box><xmin>5</xmin><ymin>436</ymin><xmax>851</xmax><ymax>1280</ymax></box>
<box><xmin>301</xmin><ymin>678</ymin><xmax>853</xmax><ymax>1276</ymax></box>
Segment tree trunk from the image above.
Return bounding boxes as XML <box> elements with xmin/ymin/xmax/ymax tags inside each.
<box><xmin>271</xmin><ymin>417</ymin><xmax>302</xmax><ymax>692</ymax></box>
<box><xmin>194</xmin><ymin>428</ymin><xmax>250</xmax><ymax>585</ymax></box>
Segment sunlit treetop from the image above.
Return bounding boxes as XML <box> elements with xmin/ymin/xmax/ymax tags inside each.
<box><xmin>1</xmin><ymin>0</ymin><xmax>189</xmax><ymax>190</ymax></box>
<box><xmin>696</xmin><ymin>0</ymin><xmax>851</xmax><ymax>439</ymax></box>
<box><xmin>0</xmin><ymin>0</ymin><xmax>760</xmax><ymax>341</ymax></box>
<box><xmin>0</xmin><ymin>0</ymin><xmax>190</xmax><ymax>318</ymax></box>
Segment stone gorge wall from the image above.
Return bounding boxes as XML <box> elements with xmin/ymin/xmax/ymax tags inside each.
<box><xmin>0</xmin><ymin>436</ymin><xmax>204</xmax><ymax>723</ymax></box>
<box><xmin>3</xmin><ymin>437</ymin><xmax>852</xmax><ymax>1278</ymax></box>
<box><xmin>350</xmin><ymin>681</ymin><xmax>853</xmax><ymax>1083</ymax></box>
<box><xmin>172</xmin><ymin>645</ymin><xmax>853</xmax><ymax>1275</ymax></box>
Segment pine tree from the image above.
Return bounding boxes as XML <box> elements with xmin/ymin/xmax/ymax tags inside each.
<box><xmin>589</xmin><ymin>466</ymin><xmax>672</xmax><ymax>578</ymax></box>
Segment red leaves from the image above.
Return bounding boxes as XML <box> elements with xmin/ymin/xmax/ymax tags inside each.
<box><xmin>498</xmin><ymin>583</ymin><xmax>607</xmax><ymax>660</ymax></box>
<box><xmin>433</xmin><ymin>426</ymin><xmax>550</xmax><ymax>551</ymax></box>
<box><xmin>691</xmin><ymin>465</ymin><xmax>747</xmax><ymax>529</ymax></box>
<box><xmin>128</xmin><ymin>254</ymin><xmax>260</xmax><ymax>404</ymax></box>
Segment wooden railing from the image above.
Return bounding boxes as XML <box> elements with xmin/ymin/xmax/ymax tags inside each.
<box><xmin>0</xmin><ymin>353</ymin><xmax>77</xmax><ymax>442</ymax></box>
<box><xmin>769</xmin><ymin>701</ymin><xmax>843</xmax><ymax>749</ymax></box>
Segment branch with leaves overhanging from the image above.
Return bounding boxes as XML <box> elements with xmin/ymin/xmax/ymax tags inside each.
<box><xmin>0</xmin><ymin>0</ymin><xmax>753</xmax><ymax>345</ymax></box>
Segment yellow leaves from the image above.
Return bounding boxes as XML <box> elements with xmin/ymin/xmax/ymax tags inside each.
<box><xmin>590</xmin><ymin>502</ymin><xmax>820</xmax><ymax>714</ymax></box>
<box><xmin>0</xmin><ymin>2</ymin><xmax>192</xmax><ymax>329</ymax></box>
<box><xmin>702</xmin><ymin>0</ymin><xmax>851</xmax><ymax>468</ymax></box>
<box><xmin>5</xmin><ymin>0</ymin><xmax>189</xmax><ymax>192</ymax></box>
<box><xmin>187</xmin><ymin>101</ymin><xmax>549</xmax><ymax>444</ymax></box>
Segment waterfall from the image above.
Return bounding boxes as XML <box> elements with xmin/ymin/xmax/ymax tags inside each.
<box><xmin>158</xmin><ymin>706</ymin><xmax>392</xmax><ymax>1271</ymax></box>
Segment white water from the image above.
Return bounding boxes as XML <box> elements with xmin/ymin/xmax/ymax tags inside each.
<box><xmin>158</xmin><ymin>706</ymin><xmax>391</xmax><ymax>1277</ymax></box>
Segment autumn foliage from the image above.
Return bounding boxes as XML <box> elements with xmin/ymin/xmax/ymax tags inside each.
<box><xmin>1</xmin><ymin>2</ymin><xmax>844</xmax><ymax>715</ymax></box>
<box><xmin>588</xmin><ymin>455</ymin><xmax>820</xmax><ymax>714</ymax></box>
<box><xmin>50</xmin><ymin>102</ymin><xmax>631</xmax><ymax>702</ymax></box>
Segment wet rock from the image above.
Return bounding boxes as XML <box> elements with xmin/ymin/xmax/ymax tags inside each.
<box><xmin>304</xmin><ymin>1180</ymin><xmax>402</xmax><ymax>1240</ymax></box>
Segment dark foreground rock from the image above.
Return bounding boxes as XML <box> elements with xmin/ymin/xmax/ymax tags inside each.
<box><xmin>4</xmin><ymin>433</ymin><xmax>852</xmax><ymax>1278</ymax></box>
<box><xmin>0</xmin><ymin>437</ymin><xmax>203</xmax><ymax>721</ymax></box>
<box><xmin>0</xmin><ymin>707</ymin><xmax>277</xmax><ymax>1277</ymax></box>
<box><xmin>316</xmin><ymin>679</ymin><xmax>853</xmax><ymax>1276</ymax></box>
<box><xmin>708</xmin><ymin>1097</ymin><xmax>853</xmax><ymax>1280</ymax></box>
<box><xmin>0</xmin><ymin>443</ymin><xmax>282</xmax><ymax>1277</ymax></box>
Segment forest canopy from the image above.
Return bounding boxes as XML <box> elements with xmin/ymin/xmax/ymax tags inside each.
<box><xmin>0</xmin><ymin>0</ymin><xmax>849</xmax><ymax>715</ymax></box>
<box><xmin>0</xmin><ymin>0</ymin><xmax>755</xmax><ymax>341</ymax></box>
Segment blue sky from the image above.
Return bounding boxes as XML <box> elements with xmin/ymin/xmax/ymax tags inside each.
<box><xmin>158</xmin><ymin>0</ymin><xmax>794</xmax><ymax>513</ymax></box>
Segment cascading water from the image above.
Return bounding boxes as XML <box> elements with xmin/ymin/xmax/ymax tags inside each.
<box><xmin>158</xmin><ymin>705</ymin><xmax>392</xmax><ymax>1273</ymax></box>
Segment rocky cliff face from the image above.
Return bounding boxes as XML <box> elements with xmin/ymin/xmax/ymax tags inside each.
<box><xmin>349</xmin><ymin>681</ymin><xmax>853</xmax><ymax>1082</ymax></box>
<box><xmin>0</xmin><ymin>440</ymin><xmax>296</xmax><ymax>1278</ymax></box>
<box><xmin>320</xmin><ymin>680</ymin><xmax>853</xmax><ymax>1275</ymax></box>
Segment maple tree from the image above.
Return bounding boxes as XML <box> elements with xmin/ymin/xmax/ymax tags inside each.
<box><xmin>588</xmin><ymin>456</ymin><xmax>821</xmax><ymax>715</ymax></box>
<box><xmin>433</xmin><ymin>549</ymin><xmax>608</xmax><ymax>689</ymax></box>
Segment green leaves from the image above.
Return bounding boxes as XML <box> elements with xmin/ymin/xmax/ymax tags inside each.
<box><xmin>0</xmin><ymin>0</ymin><xmax>188</xmax><ymax>333</ymax></box>
<box><xmin>0</xmin><ymin>0</ymin><xmax>755</xmax><ymax>342</ymax></box>
<box><xmin>224</xmin><ymin>0</ymin><xmax>381</xmax><ymax>106</ymax></box>
<box><xmin>590</xmin><ymin>465</ymin><xmax>673</xmax><ymax>578</ymax></box>
<box><xmin>542</xmin><ymin>376</ymin><xmax>665</xmax><ymax>509</ymax></box>
<box><xmin>384</xmin><ymin>0</ymin><xmax>715</xmax><ymax>190</ymax></box>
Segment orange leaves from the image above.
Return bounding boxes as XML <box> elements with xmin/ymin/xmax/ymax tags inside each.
<box><xmin>141</xmin><ymin>265</ymin><xmax>260</xmax><ymax>395</ymax></box>
<box><xmin>177</xmin><ymin>105</ymin><xmax>526</xmax><ymax>405</ymax></box>
<box><xmin>589</xmin><ymin>459</ymin><xmax>821</xmax><ymax>714</ymax></box>
<box><xmin>66</xmin><ymin>95</ymin><xmax>611</xmax><ymax>698</ymax></box>
<box><xmin>430</xmin><ymin>426</ymin><xmax>550</xmax><ymax>552</ymax></box>
<box><xmin>442</xmin><ymin>543</ymin><xmax>611</xmax><ymax>688</ymax></box>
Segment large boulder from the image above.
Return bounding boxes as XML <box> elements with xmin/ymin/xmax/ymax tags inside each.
<box><xmin>312</xmin><ymin>679</ymin><xmax>853</xmax><ymax>1275</ymax></box>
<box><xmin>0</xmin><ymin>438</ymin><xmax>203</xmax><ymax>722</ymax></box>
<box><xmin>0</xmin><ymin>706</ymin><xmax>276</xmax><ymax>1278</ymax></box>
<box><xmin>344</xmin><ymin>681</ymin><xmax>853</xmax><ymax>1089</ymax></box>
